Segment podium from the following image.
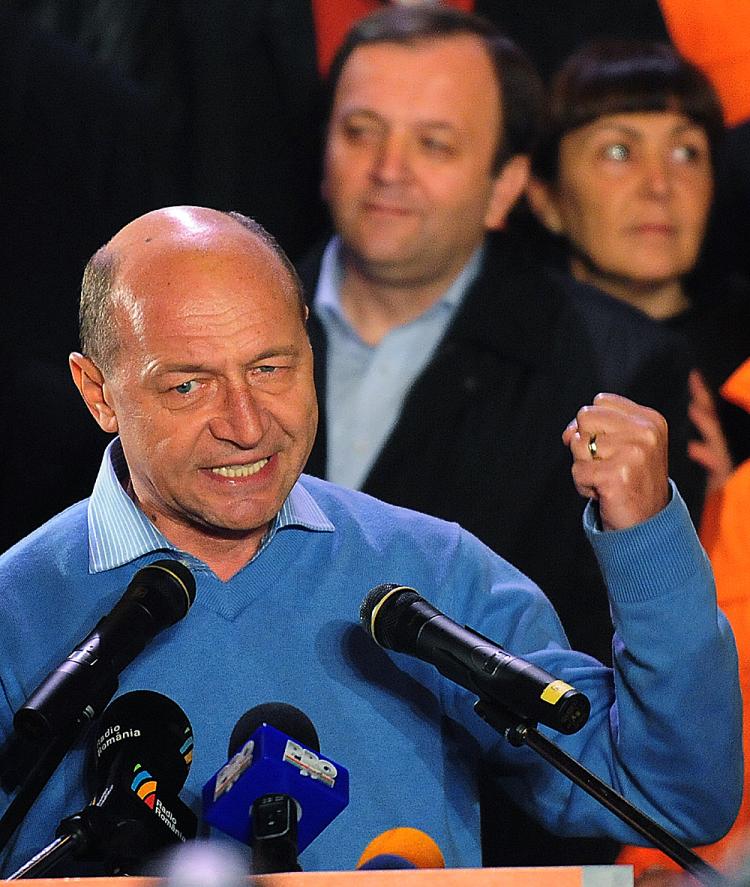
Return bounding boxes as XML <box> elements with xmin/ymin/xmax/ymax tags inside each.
<box><xmin>0</xmin><ymin>866</ymin><xmax>633</xmax><ymax>885</ymax></box>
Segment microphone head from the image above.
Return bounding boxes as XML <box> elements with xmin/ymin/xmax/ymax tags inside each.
<box><xmin>359</xmin><ymin>584</ymin><xmax>423</xmax><ymax>649</ymax></box>
<box><xmin>228</xmin><ymin>702</ymin><xmax>319</xmax><ymax>757</ymax></box>
<box><xmin>93</xmin><ymin>690</ymin><xmax>194</xmax><ymax>794</ymax></box>
<box><xmin>126</xmin><ymin>559</ymin><xmax>197</xmax><ymax>629</ymax></box>
<box><xmin>357</xmin><ymin>827</ymin><xmax>445</xmax><ymax>869</ymax></box>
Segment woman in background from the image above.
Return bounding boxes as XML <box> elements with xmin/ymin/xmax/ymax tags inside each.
<box><xmin>526</xmin><ymin>43</ymin><xmax>750</xmax><ymax>880</ymax></box>
<box><xmin>526</xmin><ymin>41</ymin><xmax>750</xmax><ymax>491</ymax></box>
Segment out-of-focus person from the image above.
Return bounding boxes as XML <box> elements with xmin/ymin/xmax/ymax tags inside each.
<box><xmin>302</xmin><ymin>7</ymin><xmax>703</xmax><ymax>666</ymax></box>
<box><xmin>301</xmin><ymin>10</ymin><xmax>707</xmax><ymax>867</ymax></box>
<box><xmin>619</xmin><ymin>355</ymin><xmax>750</xmax><ymax>882</ymax></box>
<box><xmin>526</xmin><ymin>40</ymin><xmax>750</xmax><ymax>489</ymax></box>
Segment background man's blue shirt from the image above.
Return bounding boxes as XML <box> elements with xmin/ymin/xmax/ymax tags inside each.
<box><xmin>313</xmin><ymin>237</ymin><xmax>483</xmax><ymax>489</ymax></box>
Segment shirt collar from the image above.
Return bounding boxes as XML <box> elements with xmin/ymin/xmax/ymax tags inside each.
<box><xmin>87</xmin><ymin>438</ymin><xmax>334</xmax><ymax>573</ymax></box>
<box><xmin>313</xmin><ymin>235</ymin><xmax>485</xmax><ymax>330</ymax></box>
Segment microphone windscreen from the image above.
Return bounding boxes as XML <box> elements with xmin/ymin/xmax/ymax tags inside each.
<box><xmin>129</xmin><ymin>559</ymin><xmax>197</xmax><ymax>628</ymax></box>
<box><xmin>359</xmin><ymin>584</ymin><xmax>423</xmax><ymax>649</ymax></box>
<box><xmin>228</xmin><ymin>702</ymin><xmax>320</xmax><ymax>756</ymax></box>
<box><xmin>93</xmin><ymin>690</ymin><xmax>194</xmax><ymax>793</ymax></box>
<box><xmin>356</xmin><ymin>827</ymin><xmax>445</xmax><ymax>870</ymax></box>
<box><xmin>358</xmin><ymin>854</ymin><xmax>417</xmax><ymax>870</ymax></box>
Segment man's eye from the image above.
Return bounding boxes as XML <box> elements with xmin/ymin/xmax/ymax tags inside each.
<box><xmin>173</xmin><ymin>380</ymin><xmax>198</xmax><ymax>395</ymax></box>
<box><xmin>603</xmin><ymin>143</ymin><xmax>630</xmax><ymax>162</ymax></box>
<box><xmin>343</xmin><ymin>121</ymin><xmax>380</xmax><ymax>143</ymax></box>
<box><xmin>420</xmin><ymin>136</ymin><xmax>454</xmax><ymax>156</ymax></box>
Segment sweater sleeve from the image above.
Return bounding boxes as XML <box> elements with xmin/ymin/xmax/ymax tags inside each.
<box><xmin>581</xmin><ymin>481</ymin><xmax>741</xmax><ymax>843</ymax></box>
<box><xmin>470</xmin><ymin>482</ymin><xmax>742</xmax><ymax>846</ymax></box>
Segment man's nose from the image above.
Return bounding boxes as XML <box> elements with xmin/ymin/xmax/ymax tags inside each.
<box><xmin>370</xmin><ymin>133</ymin><xmax>411</xmax><ymax>184</ymax></box>
<box><xmin>208</xmin><ymin>383</ymin><xmax>267</xmax><ymax>448</ymax></box>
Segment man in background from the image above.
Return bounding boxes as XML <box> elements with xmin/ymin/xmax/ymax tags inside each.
<box><xmin>299</xmin><ymin>6</ymin><xmax>704</xmax><ymax>865</ymax></box>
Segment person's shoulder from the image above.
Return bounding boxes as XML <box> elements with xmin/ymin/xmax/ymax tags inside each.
<box><xmin>473</xmin><ymin>235</ymin><xmax>673</xmax><ymax>343</ymax></box>
<box><xmin>296</xmin><ymin>475</ymin><xmax>536</xmax><ymax>604</ymax></box>
<box><xmin>554</xmin><ymin>272</ymin><xmax>672</xmax><ymax>335</ymax></box>
<box><xmin>298</xmin><ymin>474</ymin><xmax>471</xmax><ymax>556</ymax></box>
<box><xmin>552</xmin><ymin>271</ymin><xmax>691</xmax><ymax>378</ymax></box>
<box><xmin>0</xmin><ymin>500</ymin><xmax>89</xmax><ymax>583</ymax></box>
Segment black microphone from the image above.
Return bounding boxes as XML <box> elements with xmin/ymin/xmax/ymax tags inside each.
<box><xmin>360</xmin><ymin>584</ymin><xmax>590</xmax><ymax>734</ymax></box>
<box><xmin>9</xmin><ymin>690</ymin><xmax>198</xmax><ymax>879</ymax></box>
<box><xmin>14</xmin><ymin>560</ymin><xmax>196</xmax><ymax>740</ymax></box>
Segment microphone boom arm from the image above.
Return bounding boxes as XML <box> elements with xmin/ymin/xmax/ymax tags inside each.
<box><xmin>474</xmin><ymin>698</ymin><xmax>726</xmax><ymax>887</ymax></box>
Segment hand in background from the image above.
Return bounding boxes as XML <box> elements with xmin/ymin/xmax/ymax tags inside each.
<box><xmin>687</xmin><ymin>368</ymin><xmax>734</xmax><ymax>495</ymax></box>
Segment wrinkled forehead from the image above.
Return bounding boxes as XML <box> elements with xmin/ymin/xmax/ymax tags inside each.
<box><xmin>109</xmin><ymin>239</ymin><xmax>300</xmax><ymax>350</ymax></box>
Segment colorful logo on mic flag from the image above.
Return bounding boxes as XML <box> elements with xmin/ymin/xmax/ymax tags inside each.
<box><xmin>181</xmin><ymin>728</ymin><xmax>194</xmax><ymax>767</ymax></box>
<box><xmin>131</xmin><ymin>763</ymin><xmax>158</xmax><ymax>809</ymax></box>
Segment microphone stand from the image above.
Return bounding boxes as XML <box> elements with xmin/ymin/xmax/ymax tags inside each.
<box><xmin>0</xmin><ymin>731</ymin><xmax>75</xmax><ymax>854</ymax></box>
<box><xmin>474</xmin><ymin>698</ymin><xmax>727</xmax><ymax>887</ymax></box>
<box><xmin>7</xmin><ymin>804</ymin><xmax>145</xmax><ymax>879</ymax></box>
<box><xmin>0</xmin><ymin>672</ymin><xmax>117</xmax><ymax>854</ymax></box>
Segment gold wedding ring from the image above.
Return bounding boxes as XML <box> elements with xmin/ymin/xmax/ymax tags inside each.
<box><xmin>587</xmin><ymin>434</ymin><xmax>600</xmax><ymax>460</ymax></box>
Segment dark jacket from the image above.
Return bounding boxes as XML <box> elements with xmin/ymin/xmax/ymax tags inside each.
<box><xmin>300</xmin><ymin>234</ymin><xmax>703</xmax><ymax>868</ymax></box>
<box><xmin>301</xmin><ymin>234</ymin><xmax>702</xmax><ymax>664</ymax></box>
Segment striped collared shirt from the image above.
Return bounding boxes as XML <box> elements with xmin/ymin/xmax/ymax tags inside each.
<box><xmin>87</xmin><ymin>438</ymin><xmax>334</xmax><ymax>573</ymax></box>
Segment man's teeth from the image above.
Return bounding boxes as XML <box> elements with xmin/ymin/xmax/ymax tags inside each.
<box><xmin>211</xmin><ymin>459</ymin><xmax>269</xmax><ymax>478</ymax></box>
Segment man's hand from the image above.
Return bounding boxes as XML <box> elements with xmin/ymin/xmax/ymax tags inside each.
<box><xmin>562</xmin><ymin>393</ymin><xmax>670</xmax><ymax>531</ymax></box>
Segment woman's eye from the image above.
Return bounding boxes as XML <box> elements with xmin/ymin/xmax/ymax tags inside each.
<box><xmin>672</xmin><ymin>144</ymin><xmax>701</xmax><ymax>163</ymax></box>
<box><xmin>603</xmin><ymin>143</ymin><xmax>630</xmax><ymax>162</ymax></box>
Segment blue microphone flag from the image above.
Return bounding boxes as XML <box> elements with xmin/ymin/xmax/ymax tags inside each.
<box><xmin>202</xmin><ymin>722</ymin><xmax>348</xmax><ymax>852</ymax></box>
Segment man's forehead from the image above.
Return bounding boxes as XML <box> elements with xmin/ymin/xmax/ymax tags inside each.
<box><xmin>108</xmin><ymin>246</ymin><xmax>300</xmax><ymax>359</ymax></box>
<box><xmin>106</xmin><ymin>217</ymin><xmax>293</xmax><ymax>326</ymax></box>
<box><xmin>119</xmin><ymin>243</ymin><xmax>291</xmax><ymax>309</ymax></box>
<box><xmin>336</xmin><ymin>34</ymin><xmax>496</xmax><ymax>88</ymax></box>
<box><xmin>332</xmin><ymin>34</ymin><xmax>501</xmax><ymax>126</ymax></box>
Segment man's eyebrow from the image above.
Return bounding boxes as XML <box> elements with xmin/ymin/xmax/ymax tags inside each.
<box><xmin>340</xmin><ymin>108</ymin><xmax>460</xmax><ymax>133</ymax></box>
<box><xmin>253</xmin><ymin>346</ymin><xmax>302</xmax><ymax>361</ymax></box>
<box><xmin>339</xmin><ymin>107</ymin><xmax>383</xmax><ymax>123</ymax></box>
<box><xmin>153</xmin><ymin>347</ymin><xmax>302</xmax><ymax>375</ymax></box>
<box><xmin>151</xmin><ymin>362</ymin><xmax>212</xmax><ymax>376</ymax></box>
<box><xmin>416</xmin><ymin>120</ymin><xmax>460</xmax><ymax>131</ymax></box>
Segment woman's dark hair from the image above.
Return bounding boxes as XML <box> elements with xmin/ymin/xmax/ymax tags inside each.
<box><xmin>533</xmin><ymin>40</ymin><xmax>725</xmax><ymax>182</ymax></box>
<box><xmin>326</xmin><ymin>6</ymin><xmax>544</xmax><ymax>172</ymax></box>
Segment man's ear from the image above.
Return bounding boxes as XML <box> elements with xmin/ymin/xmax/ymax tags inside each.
<box><xmin>484</xmin><ymin>154</ymin><xmax>530</xmax><ymax>231</ymax></box>
<box><xmin>525</xmin><ymin>176</ymin><xmax>565</xmax><ymax>235</ymax></box>
<box><xmin>69</xmin><ymin>352</ymin><xmax>119</xmax><ymax>434</ymax></box>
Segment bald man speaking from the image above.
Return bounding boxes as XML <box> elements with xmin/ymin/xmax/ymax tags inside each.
<box><xmin>0</xmin><ymin>207</ymin><xmax>740</xmax><ymax>876</ymax></box>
